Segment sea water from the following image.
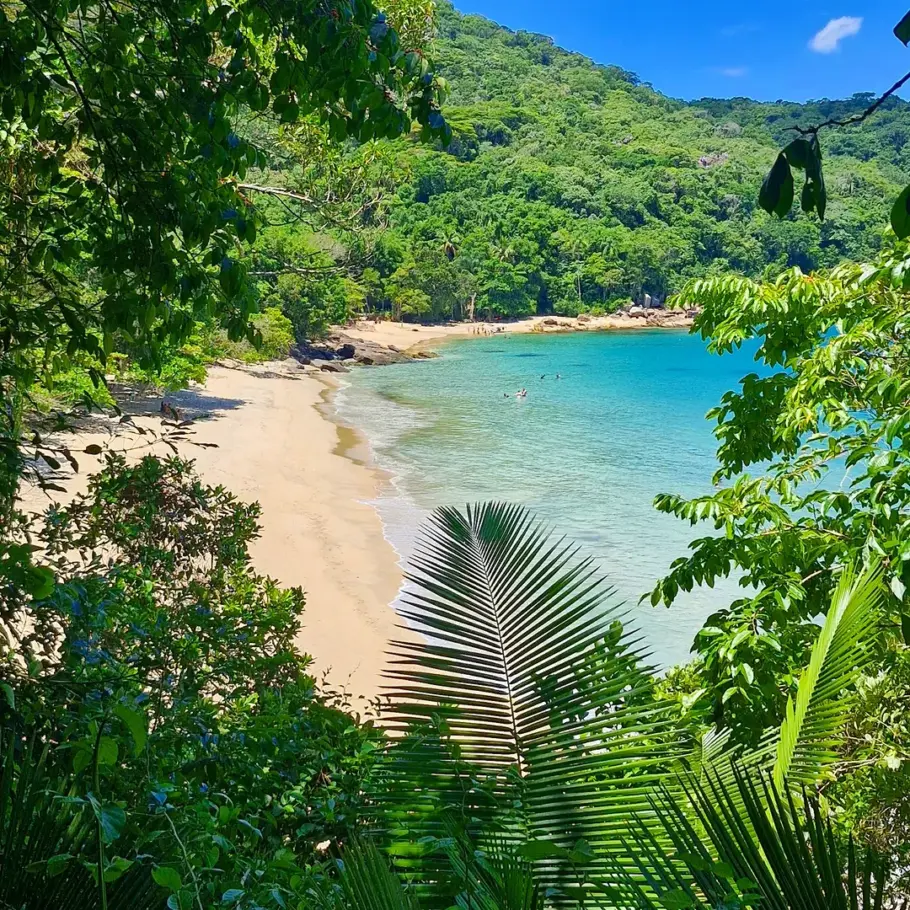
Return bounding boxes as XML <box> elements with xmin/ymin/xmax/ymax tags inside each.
<box><xmin>335</xmin><ymin>328</ymin><xmax>759</xmax><ymax>668</ymax></box>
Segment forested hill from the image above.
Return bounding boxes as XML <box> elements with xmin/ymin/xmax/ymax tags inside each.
<box><xmin>377</xmin><ymin>1</ymin><xmax>910</xmax><ymax>319</ymax></box>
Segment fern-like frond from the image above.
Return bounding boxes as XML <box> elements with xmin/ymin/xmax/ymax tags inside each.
<box><xmin>0</xmin><ymin>728</ymin><xmax>161</xmax><ymax>910</ymax></box>
<box><xmin>375</xmin><ymin>503</ymin><xmax>679</xmax><ymax>895</ymax></box>
<box><xmin>772</xmin><ymin>561</ymin><xmax>884</xmax><ymax>789</ymax></box>
<box><xmin>318</xmin><ymin>841</ymin><xmax>419</xmax><ymax>910</ymax></box>
<box><xmin>617</xmin><ymin>765</ymin><xmax>887</xmax><ymax>910</ymax></box>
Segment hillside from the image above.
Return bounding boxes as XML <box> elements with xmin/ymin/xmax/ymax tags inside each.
<box><xmin>373</xmin><ymin>2</ymin><xmax>910</xmax><ymax>319</ymax></box>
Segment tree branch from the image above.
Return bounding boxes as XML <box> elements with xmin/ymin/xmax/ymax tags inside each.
<box><xmin>792</xmin><ymin>70</ymin><xmax>910</xmax><ymax>135</ymax></box>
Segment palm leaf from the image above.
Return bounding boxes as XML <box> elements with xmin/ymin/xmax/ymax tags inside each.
<box><xmin>446</xmin><ymin>836</ymin><xmax>545</xmax><ymax>910</ymax></box>
<box><xmin>374</xmin><ymin>503</ymin><xmax>680</xmax><ymax>895</ymax></box>
<box><xmin>616</xmin><ymin>765</ymin><xmax>887</xmax><ymax>910</ymax></box>
<box><xmin>0</xmin><ymin>727</ymin><xmax>162</xmax><ymax>910</ymax></box>
<box><xmin>681</xmin><ymin>562</ymin><xmax>884</xmax><ymax>802</ymax></box>
<box><xmin>771</xmin><ymin>561</ymin><xmax>884</xmax><ymax>790</ymax></box>
<box><xmin>317</xmin><ymin>840</ymin><xmax>419</xmax><ymax>910</ymax></box>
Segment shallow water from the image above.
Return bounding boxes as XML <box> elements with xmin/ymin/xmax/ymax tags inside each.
<box><xmin>335</xmin><ymin>328</ymin><xmax>759</xmax><ymax>668</ymax></box>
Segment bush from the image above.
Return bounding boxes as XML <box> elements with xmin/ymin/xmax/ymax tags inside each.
<box><xmin>2</xmin><ymin>454</ymin><xmax>380</xmax><ymax>905</ymax></box>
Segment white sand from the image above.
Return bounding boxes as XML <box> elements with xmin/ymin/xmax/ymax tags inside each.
<box><xmin>342</xmin><ymin>312</ymin><xmax>693</xmax><ymax>351</ymax></box>
<box><xmin>18</xmin><ymin>363</ymin><xmax>408</xmax><ymax>707</ymax></box>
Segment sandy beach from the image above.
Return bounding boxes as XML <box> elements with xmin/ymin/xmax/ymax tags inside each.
<box><xmin>341</xmin><ymin>311</ymin><xmax>694</xmax><ymax>351</ymax></box>
<box><xmin>16</xmin><ymin>312</ymin><xmax>693</xmax><ymax>704</ymax></box>
<box><xmin>18</xmin><ymin>362</ymin><xmax>407</xmax><ymax>707</ymax></box>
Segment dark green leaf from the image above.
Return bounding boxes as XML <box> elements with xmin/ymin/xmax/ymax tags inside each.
<box><xmin>152</xmin><ymin>867</ymin><xmax>182</xmax><ymax>892</ymax></box>
<box><xmin>891</xmin><ymin>185</ymin><xmax>910</xmax><ymax>238</ymax></box>
<box><xmin>759</xmin><ymin>153</ymin><xmax>793</xmax><ymax>218</ymax></box>
<box><xmin>895</xmin><ymin>10</ymin><xmax>910</xmax><ymax>44</ymax></box>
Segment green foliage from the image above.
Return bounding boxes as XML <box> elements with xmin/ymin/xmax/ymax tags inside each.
<box><xmin>364</xmin><ymin>2</ymin><xmax>910</xmax><ymax>322</ymax></box>
<box><xmin>0</xmin><ymin>729</ymin><xmax>162</xmax><ymax>910</ymax></box>
<box><xmin>613</xmin><ymin>768</ymin><xmax>887</xmax><ymax>910</ymax></box>
<box><xmin>3</xmin><ymin>454</ymin><xmax>382</xmax><ymax>909</ymax></box>
<box><xmin>651</xmin><ymin>244</ymin><xmax>910</xmax><ymax>885</ymax></box>
<box><xmin>372</xmin><ymin>502</ymin><xmax>683</xmax><ymax>899</ymax></box>
<box><xmin>772</xmin><ymin>561</ymin><xmax>884</xmax><ymax>790</ymax></box>
<box><xmin>0</xmin><ymin>0</ymin><xmax>447</xmax><ymax>380</ymax></box>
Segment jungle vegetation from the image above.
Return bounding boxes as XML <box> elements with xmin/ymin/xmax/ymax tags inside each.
<box><xmin>2</xmin><ymin>0</ymin><xmax>910</xmax><ymax>908</ymax></box>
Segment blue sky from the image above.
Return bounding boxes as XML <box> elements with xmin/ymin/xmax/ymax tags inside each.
<box><xmin>452</xmin><ymin>1</ymin><xmax>910</xmax><ymax>102</ymax></box>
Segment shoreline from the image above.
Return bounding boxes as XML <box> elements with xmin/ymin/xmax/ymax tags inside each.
<box><xmin>16</xmin><ymin>314</ymin><xmax>695</xmax><ymax>704</ymax></box>
<box><xmin>338</xmin><ymin>311</ymin><xmax>694</xmax><ymax>355</ymax></box>
<box><xmin>17</xmin><ymin>362</ymin><xmax>411</xmax><ymax>709</ymax></box>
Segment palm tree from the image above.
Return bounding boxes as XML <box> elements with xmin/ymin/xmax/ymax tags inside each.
<box><xmin>359</xmin><ymin>503</ymin><xmax>888</xmax><ymax>908</ymax></box>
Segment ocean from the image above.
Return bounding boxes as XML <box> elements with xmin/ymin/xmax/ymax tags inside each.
<box><xmin>334</xmin><ymin>328</ymin><xmax>759</xmax><ymax>668</ymax></box>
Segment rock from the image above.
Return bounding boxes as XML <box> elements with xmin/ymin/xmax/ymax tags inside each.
<box><xmin>628</xmin><ymin>306</ymin><xmax>645</xmax><ymax>317</ymax></box>
<box><xmin>319</xmin><ymin>362</ymin><xmax>349</xmax><ymax>373</ymax></box>
<box><xmin>336</xmin><ymin>343</ymin><xmax>356</xmax><ymax>360</ymax></box>
<box><xmin>355</xmin><ymin>354</ymin><xmax>375</xmax><ymax>365</ymax></box>
<box><xmin>387</xmin><ymin>345</ymin><xmax>402</xmax><ymax>353</ymax></box>
<box><xmin>577</xmin><ymin>314</ymin><xmax>591</xmax><ymax>323</ymax></box>
<box><xmin>342</xmin><ymin>358</ymin><xmax>357</xmax><ymax>366</ymax></box>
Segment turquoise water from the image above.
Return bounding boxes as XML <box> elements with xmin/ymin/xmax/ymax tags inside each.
<box><xmin>335</xmin><ymin>329</ymin><xmax>758</xmax><ymax>668</ymax></box>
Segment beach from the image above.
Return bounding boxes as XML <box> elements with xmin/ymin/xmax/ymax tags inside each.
<box><xmin>341</xmin><ymin>311</ymin><xmax>693</xmax><ymax>351</ymax></box>
<box><xmin>16</xmin><ymin>312</ymin><xmax>698</xmax><ymax>703</ymax></box>
<box><xmin>18</xmin><ymin>362</ymin><xmax>408</xmax><ymax>707</ymax></box>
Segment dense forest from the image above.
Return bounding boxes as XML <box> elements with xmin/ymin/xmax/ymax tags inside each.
<box><xmin>5</xmin><ymin>0</ymin><xmax>910</xmax><ymax>907</ymax></box>
<box><xmin>354</xmin><ymin>2</ymin><xmax>910</xmax><ymax>320</ymax></box>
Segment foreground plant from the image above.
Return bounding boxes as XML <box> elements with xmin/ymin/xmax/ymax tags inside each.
<box><xmin>364</xmin><ymin>502</ymin><xmax>887</xmax><ymax>906</ymax></box>
<box><xmin>655</xmin><ymin>242</ymin><xmax>910</xmax><ymax>884</ymax></box>
<box><xmin>2</xmin><ymin>454</ymin><xmax>380</xmax><ymax>908</ymax></box>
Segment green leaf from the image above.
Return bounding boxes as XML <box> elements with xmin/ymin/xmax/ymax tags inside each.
<box><xmin>97</xmin><ymin>803</ymin><xmax>126</xmax><ymax>844</ymax></box>
<box><xmin>782</xmin><ymin>138</ymin><xmax>812</xmax><ymax>170</ymax></box>
<box><xmin>771</xmin><ymin>561</ymin><xmax>884</xmax><ymax>790</ymax></box>
<box><xmin>114</xmin><ymin>704</ymin><xmax>148</xmax><ymax>757</ymax></box>
<box><xmin>891</xmin><ymin>184</ymin><xmax>910</xmax><ymax>239</ymax></box>
<box><xmin>97</xmin><ymin>737</ymin><xmax>118</xmax><ymax>766</ymax></box>
<box><xmin>153</xmin><ymin>866</ymin><xmax>183</xmax><ymax>892</ymax></box>
<box><xmin>661</xmin><ymin>889</ymin><xmax>695</xmax><ymax>910</ymax></box>
<box><xmin>103</xmin><ymin>856</ymin><xmax>134</xmax><ymax>883</ymax></box>
<box><xmin>759</xmin><ymin>153</ymin><xmax>794</xmax><ymax>218</ymax></box>
<box><xmin>0</xmin><ymin>683</ymin><xmax>14</xmax><ymax>711</ymax></box>
<box><xmin>517</xmin><ymin>840</ymin><xmax>568</xmax><ymax>860</ymax></box>
<box><xmin>222</xmin><ymin>890</ymin><xmax>245</xmax><ymax>903</ymax></box>
<box><xmin>895</xmin><ymin>10</ymin><xmax>910</xmax><ymax>44</ymax></box>
<box><xmin>73</xmin><ymin>746</ymin><xmax>92</xmax><ymax>775</ymax></box>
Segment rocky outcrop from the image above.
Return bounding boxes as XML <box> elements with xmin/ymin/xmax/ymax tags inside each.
<box><xmin>290</xmin><ymin>331</ymin><xmax>430</xmax><ymax>370</ymax></box>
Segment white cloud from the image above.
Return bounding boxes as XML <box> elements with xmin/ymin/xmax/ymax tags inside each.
<box><xmin>810</xmin><ymin>16</ymin><xmax>863</xmax><ymax>53</ymax></box>
<box><xmin>719</xmin><ymin>66</ymin><xmax>748</xmax><ymax>77</ymax></box>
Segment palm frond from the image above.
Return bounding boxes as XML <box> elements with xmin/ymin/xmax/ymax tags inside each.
<box><xmin>318</xmin><ymin>840</ymin><xmax>419</xmax><ymax>910</ymax></box>
<box><xmin>375</xmin><ymin>503</ymin><xmax>679</xmax><ymax>894</ymax></box>
<box><xmin>445</xmin><ymin>836</ymin><xmax>545</xmax><ymax>910</ymax></box>
<box><xmin>772</xmin><ymin>561</ymin><xmax>884</xmax><ymax>789</ymax></box>
<box><xmin>0</xmin><ymin>727</ymin><xmax>162</xmax><ymax>910</ymax></box>
<box><xmin>617</xmin><ymin>765</ymin><xmax>887</xmax><ymax>910</ymax></box>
